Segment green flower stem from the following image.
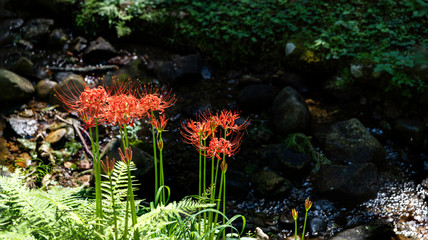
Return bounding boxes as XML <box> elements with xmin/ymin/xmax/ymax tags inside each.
<box><xmin>208</xmin><ymin>159</ymin><xmax>221</xmax><ymax>240</ymax></box>
<box><xmin>302</xmin><ymin>209</ymin><xmax>309</xmax><ymax>239</ymax></box>
<box><xmin>108</xmin><ymin>174</ymin><xmax>118</xmax><ymax>240</ymax></box>
<box><xmin>222</xmin><ymin>170</ymin><xmax>226</xmax><ymax>240</ymax></box>
<box><xmin>213</xmin><ymin>168</ymin><xmax>225</xmax><ymax>235</ymax></box>
<box><xmin>89</xmin><ymin>125</ymin><xmax>102</xmax><ymax>234</ymax></box>
<box><xmin>158</xmin><ymin>132</ymin><xmax>165</xmax><ymax>204</ymax></box>
<box><xmin>198</xmin><ymin>137</ymin><xmax>202</xmax><ymax>233</ymax></box>
<box><xmin>121</xmin><ymin>125</ymin><xmax>139</xmax><ymax>240</ymax></box>
<box><xmin>294</xmin><ymin>217</ymin><xmax>298</xmax><ymax>240</ymax></box>
<box><xmin>151</xmin><ymin>124</ymin><xmax>158</xmax><ymax>202</ymax></box>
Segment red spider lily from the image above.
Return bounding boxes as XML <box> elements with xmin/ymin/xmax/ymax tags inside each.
<box><xmin>56</xmin><ymin>84</ymin><xmax>109</xmax><ymax>128</ymax></box>
<box><xmin>292</xmin><ymin>209</ymin><xmax>298</xmax><ymax>220</ymax></box>
<box><xmin>180</xmin><ymin>119</ymin><xmax>212</xmax><ymax>149</ymax></box>
<box><xmin>101</xmin><ymin>156</ymin><xmax>116</xmax><ymax>175</ymax></box>
<box><xmin>140</xmin><ymin>85</ymin><xmax>177</xmax><ymax>113</ymax></box>
<box><xmin>150</xmin><ymin>114</ymin><xmax>169</xmax><ymax>133</ymax></box>
<box><xmin>216</xmin><ymin>109</ymin><xmax>250</xmax><ymax>134</ymax></box>
<box><xmin>205</xmin><ymin>133</ymin><xmax>243</xmax><ymax>160</ymax></box>
<box><xmin>119</xmin><ymin>147</ymin><xmax>133</xmax><ymax>165</ymax></box>
<box><xmin>305</xmin><ymin>198</ymin><xmax>312</xmax><ymax>211</ymax></box>
<box><xmin>103</xmin><ymin>93</ymin><xmax>147</xmax><ymax>126</ymax></box>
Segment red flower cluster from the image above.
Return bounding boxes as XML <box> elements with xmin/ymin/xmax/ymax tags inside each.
<box><xmin>56</xmin><ymin>81</ymin><xmax>176</xmax><ymax>129</ymax></box>
<box><xmin>181</xmin><ymin>109</ymin><xmax>249</xmax><ymax>161</ymax></box>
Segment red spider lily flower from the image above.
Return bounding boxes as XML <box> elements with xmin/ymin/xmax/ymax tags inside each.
<box><xmin>119</xmin><ymin>147</ymin><xmax>133</xmax><ymax>165</ymax></box>
<box><xmin>216</xmin><ymin>109</ymin><xmax>250</xmax><ymax>134</ymax></box>
<box><xmin>101</xmin><ymin>156</ymin><xmax>116</xmax><ymax>176</ymax></box>
<box><xmin>150</xmin><ymin>114</ymin><xmax>169</xmax><ymax>133</ymax></box>
<box><xmin>180</xmin><ymin>119</ymin><xmax>212</xmax><ymax>149</ymax></box>
<box><xmin>141</xmin><ymin>85</ymin><xmax>177</xmax><ymax>113</ymax></box>
<box><xmin>56</xmin><ymin>84</ymin><xmax>109</xmax><ymax>128</ymax></box>
<box><xmin>103</xmin><ymin>93</ymin><xmax>146</xmax><ymax>126</ymax></box>
<box><xmin>305</xmin><ymin>198</ymin><xmax>312</xmax><ymax>211</ymax></box>
<box><xmin>206</xmin><ymin>133</ymin><xmax>243</xmax><ymax>160</ymax></box>
<box><xmin>292</xmin><ymin>209</ymin><xmax>298</xmax><ymax>220</ymax></box>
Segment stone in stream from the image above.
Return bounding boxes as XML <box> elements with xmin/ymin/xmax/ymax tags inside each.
<box><xmin>261</xmin><ymin>143</ymin><xmax>312</xmax><ymax>180</ymax></box>
<box><xmin>82</xmin><ymin>36</ymin><xmax>117</xmax><ymax>64</ymax></box>
<box><xmin>272</xmin><ymin>86</ymin><xmax>311</xmax><ymax>136</ymax></box>
<box><xmin>312</xmin><ymin>163</ymin><xmax>378</xmax><ymax>204</ymax></box>
<box><xmin>237</xmin><ymin>84</ymin><xmax>275</xmax><ymax>112</ymax></box>
<box><xmin>22</xmin><ymin>18</ymin><xmax>54</xmax><ymax>41</ymax></box>
<box><xmin>315</xmin><ymin>118</ymin><xmax>385</xmax><ymax>166</ymax></box>
<box><xmin>156</xmin><ymin>54</ymin><xmax>203</xmax><ymax>86</ymax></box>
<box><xmin>48</xmin><ymin>28</ymin><xmax>69</xmax><ymax>48</ymax></box>
<box><xmin>36</xmin><ymin>78</ymin><xmax>58</xmax><ymax>98</ymax></box>
<box><xmin>328</xmin><ymin>219</ymin><xmax>395</xmax><ymax>240</ymax></box>
<box><xmin>309</xmin><ymin>217</ymin><xmax>327</xmax><ymax>238</ymax></box>
<box><xmin>0</xmin><ymin>68</ymin><xmax>35</xmax><ymax>101</ymax></box>
<box><xmin>251</xmin><ymin>168</ymin><xmax>292</xmax><ymax>199</ymax></box>
<box><xmin>69</xmin><ymin>36</ymin><xmax>88</xmax><ymax>53</ymax></box>
<box><xmin>45</xmin><ymin>128</ymin><xmax>67</xmax><ymax>144</ymax></box>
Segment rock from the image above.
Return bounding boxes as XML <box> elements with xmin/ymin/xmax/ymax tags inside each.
<box><xmin>285</xmin><ymin>42</ymin><xmax>296</xmax><ymax>56</ymax></box>
<box><xmin>350</xmin><ymin>64</ymin><xmax>363</xmax><ymax>78</ymax></box>
<box><xmin>36</xmin><ymin>78</ymin><xmax>58</xmax><ymax>98</ymax></box>
<box><xmin>255</xmin><ymin>227</ymin><xmax>269</xmax><ymax>240</ymax></box>
<box><xmin>315</xmin><ymin>118</ymin><xmax>385</xmax><ymax>165</ymax></box>
<box><xmin>82</xmin><ymin>36</ymin><xmax>117</xmax><ymax>64</ymax></box>
<box><xmin>8</xmin><ymin>115</ymin><xmax>38</xmax><ymax>136</ymax></box>
<box><xmin>11</xmin><ymin>57</ymin><xmax>33</xmax><ymax>75</ymax></box>
<box><xmin>251</xmin><ymin>168</ymin><xmax>292</xmax><ymax>199</ymax></box>
<box><xmin>393</xmin><ymin>119</ymin><xmax>426</xmax><ymax>149</ymax></box>
<box><xmin>64</xmin><ymin>126</ymin><xmax>75</xmax><ymax>141</ymax></box>
<box><xmin>48</xmin><ymin>28</ymin><xmax>68</xmax><ymax>48</ymax></box>
<box><xmin>262</xmin><ymin>144</ymin><xmax>312</xmax><ymax>179</ymax></box>
<box><xmin>46</xmin><ymin>128</ymin><xmax>67</xmax><ymax>144</ymax></box>
<box><xmin>309</xmin><ymin>217</ymin><xmax>327</xmax><ymax>237</ymax></box>
<box><xmin>0</xmin><ymin>18</ymin><xmax>24</xmax><ymax>31</ymax></box>
<box><xmin>226</xmin><ymin>170</ymin><xmax>250</xmax><ymax>197</ymax></box>
<box><xmin>0</xmin><ymin>68</ymin><xmax>35</xmax><ymax>101</ymax></box>
<box><xmin>312</xmin><ymin>163</ymin><xmax>378</xmax><ymax>204</ymax></box>
<box><xmin>22</xmin><ymin>18</ymin><xmax>54</xmax><ymax>41</ymax></box>
<box><xmin>238</xmin><ymin>84</ymin><xmax>275</xmax><ymax>112</ymax></box>
<box><xmin>0</xmin><ymin>18</ymin><xmax>23</xmax><ymax>46</ymax></box>
<box><xmin>77</xmin><ymin>174</ymin><xmax>91</xmax><ymax>186</ymax></box>
<box><xmin>156</xmin><ymin>54</ymin><xmax>203</xmax><ymax>86</ymax></box>
<box><xmin>328</xmin><ymin>219</ymin><xmax>395</xmax><ymax>240</ymax></box>
<box><xmin>51</xmin><ymin>72</ymin><xmax>85</xmax><ymax>107</ymax></box>
<box><xmin>78</xmin><ymin>159</ymin><xmax>91</xmax><ymax>170</ymax></box>
<box><xmin>272</xmin><ymin>87</ymin><xmax>311</xmax><ymax>136</ymax></box>
<box><xmin>68</xmin><ymin>36</ymin><xmax>87</xmax><ymax>53</ymax></box>
<box><xmin>273</xmin><ymin>72</ymin><xmax>308</xmax><ymax>93</ymax></box>
<box><xmin>100</xmin><ymin>138</ymin><xmax>154</xmax><ymax>178</ymax></box>
<box><xmin>237</xmin><ymin>74</ymin><xmax>263</xmax><ymax>88</ymax></box>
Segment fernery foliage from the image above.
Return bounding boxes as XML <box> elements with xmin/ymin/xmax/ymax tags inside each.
<box><xmin>0</xmin><ymin>166</ymin><xmax>215</xmax><ymax>239</ymax></box>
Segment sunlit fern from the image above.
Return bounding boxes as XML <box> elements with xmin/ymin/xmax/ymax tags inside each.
<box><xmin>0</xmin><ymin>168</ymin><xmax>97</xmax><ymax>239</ymax></box>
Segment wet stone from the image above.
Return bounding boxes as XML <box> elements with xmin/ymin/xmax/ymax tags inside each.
<box><xmin>22</xmin><ymin>18</ymin><xmax>54</xmax><ymax>41</ymax></box>
<box><xmin>36</xmin><ymin>79</ymin><xmax>58</xmax><ymax>99</ymax></box>
<box><xmin>46</xmin><ymin>128</ymin><xmax>67</xmax><ymax>144</ymax></box>
<box><xmin>77</xmin><ymin>174</ymin><xmax>91</xmax><ymax>186</ymax></box>
<box><xmin>78</xmin><ymin>159</ymin><xmax>91</xmax><ymax>170</ymax></box>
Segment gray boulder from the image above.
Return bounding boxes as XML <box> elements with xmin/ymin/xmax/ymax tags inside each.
<box><xmin>82</xmin><ymin>36</ymin><xmax>117</xmax><ymax>64</ymax></box>
<box><xmin>315</xmin><ymin>118</ymin><xmax>385</xmax><ymax>165</ymax></box>
<box><xmin>22</xmin><ymin>18</ymin><xmax>54</xmax><ymax>40</ymax></box>
<box><xmin>156</xmin><ymin>54</ymin><xmax>203</xmax><ymax>85</ymax></box>
<box><xmin>393</xmin><ymin>119</ymin><xmax>426</xmax><ymax>149</ymax></box>
<box><xmin>251</xmin><ymin>168</ymin><xmax>292</xmax><ymax>199</ymax></box>
<box><xmin>272</xmin><ymin>87</ymin><xmax>310</xmax><ymax>136</ymax></box>
<box><xmin>36</xmin><ymin>78</ymin><xmax>58</xmax><ymax>99</ymax></box>
<box><xmin>328</xmin><ymin>219</ymin><xmax>395</xmax><ymax>240</ymax></box>
<box><xmin>312</xmin><ymin>163</ymin><xmax>378</xmax><ymax>204</ymax></box>
<box><xmin>0</xmin><ymin>68</ymin><xmax>35</xmax><ymax>101</ymax></box>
